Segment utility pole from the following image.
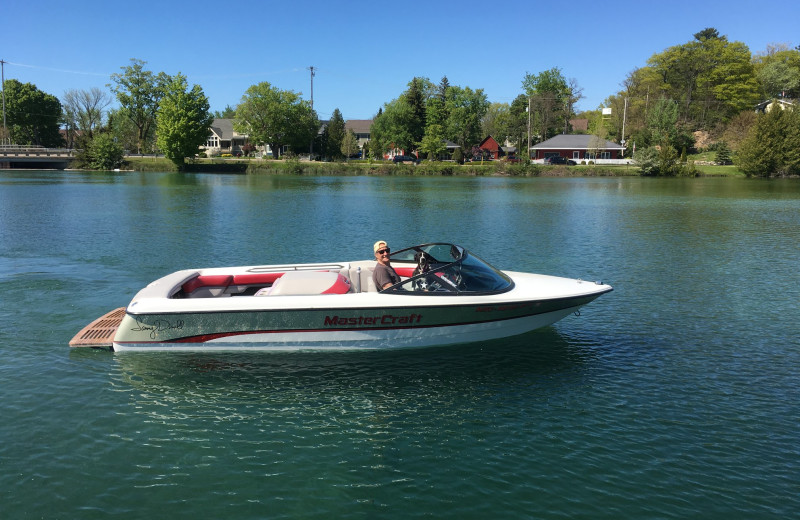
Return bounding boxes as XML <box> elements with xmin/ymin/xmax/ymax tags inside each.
<box><xmin>1</xmin><ymin>59</ymin><xmax>6</xmax><ymax>143</ymax></box>
<box><xmin>527</xmin><ymin>95</ymin><xmax>532</xmax><ymax>163</ymax></box>
<box><xmin>621</xmin><ymin>97</ymin><xmax>628</xmax><ymax>154</ymax></box>
<box><xmin>308</xmin><ymin>66</ymin><xmax>315</xmax><ymax>111</ymax></box>
<box><xmin>308</xmin><ymin>66</ymin><xmax>315</xmax><ymax>157</ymax></box>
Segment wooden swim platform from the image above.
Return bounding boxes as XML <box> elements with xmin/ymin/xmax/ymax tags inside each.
<box><xmin>69</xmin><ymin>307</ymin><xmax>126</xmax><ymax>348</ymax></box>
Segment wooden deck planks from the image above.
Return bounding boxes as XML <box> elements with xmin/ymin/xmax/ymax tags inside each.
<box><xmin>69</xmin><ymin>307</ymin><xmax>127</xmax><ymax>348</ymax></box>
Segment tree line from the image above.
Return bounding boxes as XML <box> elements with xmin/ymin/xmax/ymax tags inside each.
<box><xmin>3</xmin><ymin>28</ymin><xmax>800</xmax><ymax>175</ymax></box>
<box><xmin>592</xmin><ymin>28</ymin><xmax>800</xmax><ymax>176</ymax></box>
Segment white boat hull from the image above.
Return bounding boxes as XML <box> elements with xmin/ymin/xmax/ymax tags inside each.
<box><xmin>112</xmin><ymin>305</ymin><xmax>582</xmax><ymax>352</ymax></box>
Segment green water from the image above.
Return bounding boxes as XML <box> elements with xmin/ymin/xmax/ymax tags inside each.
<box><xmin>1</xmin><ymin>172</ymin><xmax>798</xmax><ymax>519</ymax></box>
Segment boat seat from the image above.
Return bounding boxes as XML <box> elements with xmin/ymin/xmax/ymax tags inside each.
<box><xmin>227</xmin><ymin>272</ymin><xmax>285</xmax><ymax>295</ymax></box>
<box><xmin>258</xmin><ymin>271</ymin><xmax>351</xmax><ymax>296</ymax></box>
<box><xmin>348</xmin><ymin>266</ymin><xmax>377</xmax><ymax>293</ymax></box>
<box><xmin>393</xmin><ymin>267</ymin><xmax>416</xmax><ymax>277</ymax></box>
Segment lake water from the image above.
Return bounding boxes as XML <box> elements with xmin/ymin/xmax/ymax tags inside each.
<box><xmin>1</xmin><ymin>171</ymin><xmax>798</xmax><ymax>519</ymax></box>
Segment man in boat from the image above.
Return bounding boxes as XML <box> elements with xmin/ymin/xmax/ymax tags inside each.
<box><xmin>373</xmin><ymin>240</ymin><xmax>400</xmax><ymax>290</ymax></box>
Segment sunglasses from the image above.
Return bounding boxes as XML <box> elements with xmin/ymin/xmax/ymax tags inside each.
<box><xmin>376</xmin><ymin>248</ymin><xmax>390</xmax><ymax>255</ymax></box>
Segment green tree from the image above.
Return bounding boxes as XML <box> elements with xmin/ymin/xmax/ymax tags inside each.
<box><xmin>633</xmin><ymin>97</ymin><xmax>697</xmax><ymax>175</ymax></box>
<box><xmin>481</xmin><ymin>102</ymin><xmax>510</xmax><ymax>141</ymax></box>
<box><xmin>508</xmin><ymin>95</ymin><xmax>530</xmax><ymax>156</ymax></box>
<box><xmin>341</xmin><ymin>130</ymin><xmax>359</xmax><ymax>158</ymax></box>
<box><xmin>370</xmin><ymin>98</ymin><xmax>416</xmax><ymax>155</ymax></box>
<box><xmin>757</xmin><ymin>60</ymin><xmax>800</xmax><ymax>98</ymax></box>
<box><xmin>418</xmin><ymin>123</ymin><xmax>446</xmax><ymax>160</ymax></box>
<box><xmin>753</xmin><ymin>44</ymin><xmax>800</xmax><ymax>99</ymax></box>
<box><xmin>109</xmin><ymin>59</ymin><xmax>170</xmax><ymax>153</ymax></box>
<box><xmin>634</xmin><ymin>145</ymin><xmax>687</xmax><ymax>176</ymax></box>
<box><xmin>445</xmin><ymin>86</ymin><xmax>489</xmax><ymax>150</ymax></box>
<box><xmin>155</xmin><ymin>73</ymin><xmax>213</xmax><ymax>169</ymax></box>
<box><xmin>426</xmin><ymin>96</ymin><xmax>447</xmax><ymax>128</ymax></box>
<box><xmin>4</xmin><ymin>79</ymin><xmax>63</xmax><ymax>147</ymax></box>
<box><xmin>437</xmin><ymin>76</ymin><xmax>451</xmax><ymax>102</ymax></box>
<box><xmin>647</xmin><ymin>28</ymin><xmax>760</xmax><ymax>127</ymax></box>
<box><xmin>234</xmin><ymin>82</ymin><xmax>318</xmax><ymax>158</ymax></box>
<box><xmin>522</xmin><ymin>68</ymin><xmax>574</xmax><ymax>140</ymax></box>
<box><xmin>82</xmin><ymin>133</ymin><xmax>124</xmax><ymax>170</ymax></box>
<box><xmin>737</xmin><ymin>105</ymin><xmax>800</xmax><ymax>177</ymax></box>
<box><xmin>370</xmin><ymin>78</ymin><xmax>432</xmax><ymax>157</ymax></box>
<box><xmin>213</xmin><ymin>105</ymin><xmax>237</xmax><ymax>118</ymax></box>
<box><xmin>405</xmin><ymin>77</ymin><xmax>427</xmax><ymax>145</ymax></box>
<box><xmin>420</xmin><ymin>96</ymin><xmax>449</xmax><ymax>157</ymax></box>
<box><xmin>452</xmin><ymin>146</ymin><xmax>464</xmax><ymax>164</ymax></box>
<box><xmin>714</xmin><ymin>141</ymin><xmax>732</xmax><ymax>164</ymax></box>
<box><xmin>325</xmin><ymin>108</ymin><xmax>346</xmax><ymax>160</ymax></box>
<box><xmin>107</xmin><ymin>108</ymin><xmax>139</xmax><ymax>153</ymax></box>
<box><xmin>648</xmin><ymin>98</ymin><xmax>679</xmax><ymax>145</ymax></box>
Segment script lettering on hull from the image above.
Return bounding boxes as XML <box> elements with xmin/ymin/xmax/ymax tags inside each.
<box><xmin>131</xmin><ymin>318</ymin><xmax>185</xmax><ymax>339</ymax></box>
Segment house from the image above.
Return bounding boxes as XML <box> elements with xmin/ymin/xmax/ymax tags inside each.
<box><xmin>344</xmin><ymin>120</ymin><xmax>372</xmax><ymax>148</ymax></box>
<box><xmin>204</xmin><ymin>118</ymin><xmax>291</xmax><ymax>157</ymax></box>
<box><xmin>204</xmin><ymin>119</ymin><xmax>249</xmax><ymax>156</ymax></box>
<box><xmin>474</xmin><ymin>136</ymin><xmax>519</xmax><ymax>160</ymax></box>
<box><xmin>755</xmin><ymin>99</ymin><xmax>795</xmax><ymax>113</ymax></box>
<box><xmin>441</xmin><ymin>140</ymin><xmax>460</xmax><ymax>161</ymax></box>
<box><xmin>477</xmin><ymin>136</ymin><xmax>503</xmax><ymax>159</ymax></box>
<box><xmin>501</xmin><ymin>146</ymin><xmax>517</xmax><ymax>157</ymax></box>
<box><xmin>531</xmin><ymin>134</ymin><xmax>625</xmax><ymax>161</ymax></box>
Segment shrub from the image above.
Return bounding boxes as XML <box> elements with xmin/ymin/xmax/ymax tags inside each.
<box><xmin>86</xmin><ymin>133</ymin><xmax>124</xmax><ymax>170</ymax></box>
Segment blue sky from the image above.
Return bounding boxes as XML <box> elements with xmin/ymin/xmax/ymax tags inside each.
<box><xmin>3</xmin><ymin>0</ymin><xmax>798</xmax><ymax>122</ymax></box>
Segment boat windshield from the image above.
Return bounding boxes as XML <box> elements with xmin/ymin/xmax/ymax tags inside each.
<box><xmin>383</xmin><ymin>243</ymin><xmax>514</xmax><ymax>295</ymax></box>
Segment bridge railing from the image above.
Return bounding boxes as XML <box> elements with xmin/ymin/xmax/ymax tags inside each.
<box><xmin>0</xmin><ymin>146</ymin><xmax>76</xmax><ymax>157</ymax></box>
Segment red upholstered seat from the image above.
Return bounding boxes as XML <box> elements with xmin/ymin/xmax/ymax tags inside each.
<box><xmin>182</xmin><ymin>275</ymin><xmax>233</xmax><ymax>295</ymax></box>
<box><xmin>231</xmin><ymin>273</ymin><xmax>284</xmax><ymax>285</ymax></box>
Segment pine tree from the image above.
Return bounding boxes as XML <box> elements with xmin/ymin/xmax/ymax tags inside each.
<box><xmin>715</xmin><ymin>141</ymin><xmax>732</xmax><ymax>165</ymax></box>
<box><xmin>737</xmin><ymin>106</ymin><xmax>785</xmax><ymax>177</ymax></box>
<box><xmin>326</xmin><ymin>108</ymin><xmax>346</xmax><ymax>160</ymax></box>
<box><xmin>404</xmin><ymin>78</ymin><xmax>427</xmax><ymax>145</ymax></box>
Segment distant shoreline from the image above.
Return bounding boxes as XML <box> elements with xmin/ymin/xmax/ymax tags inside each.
<box><xmin>123</xmin><ymin>157</ymin><xmax>744</xmax><ymax>177</ymax></box>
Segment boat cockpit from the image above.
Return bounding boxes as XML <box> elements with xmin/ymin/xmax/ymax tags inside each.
<box><xmin>168</xmin><ymin>243</ymin><xmax>514</xmax><ymax>299</ymax></box>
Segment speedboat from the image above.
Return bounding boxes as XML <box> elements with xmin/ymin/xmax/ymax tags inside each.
<box><xmin>70</xmin><ymin>242</ymin><xmax>612</xmax><ymax>352</ymax></box>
